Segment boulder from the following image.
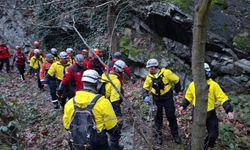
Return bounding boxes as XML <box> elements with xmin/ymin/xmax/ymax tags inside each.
<box><xmin>234</xmin><ymin>59</ymin><xmax>250</xmax><ymax>73</ymax></box>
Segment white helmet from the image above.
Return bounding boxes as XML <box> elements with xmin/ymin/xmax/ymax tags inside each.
<box><xmin>114</xmin><ymin>51</ymin><xmax>122</xmax><ymax>59</ymax></box>
<box><xmin>66</xmin><ymin>48</ymin><xmax>74</xmax><ymax>53</ymax></box>
<box><xmin>59</xmin><ymin>51</ymin><xmax>68</xmax><ymax>59</ymax></box>
<box><xmin>34</xmin><ymin>49</ymin><xmax>40</xmax><ymax>54</ymax></box>
<box><xmin>113</xmin><ymin>60</ymin><xmax>126</xmax><ymax>72</ymax></box>
<box><xmin>75</xmin><ymin>54</ymin><xmax>84</xmax><ymax>65</ymax></box>
<box><xmin>204</xmin><ymin>63</ymin><xmax>211</xmax><ymax>78</ymax></box>
<box><xmin>146</xmin><ymin>58</ymin><xmax>159</xmax><ymax>68</ymax></box>
<box><xmin>82</xmin><ymin>69</ymin><xmax>99</xmax><ymax>83</ymax></box>
<box><xmin>51</xmin><ymin>48</ymin><xmax>57</xmax><ymax>54</ymax></box>
<box><xmin>46</xmin><ymin>53</ymin><xmax>54</xmax><ymax>61</ymax></box>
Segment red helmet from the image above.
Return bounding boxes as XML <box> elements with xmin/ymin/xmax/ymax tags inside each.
<box><xmin>33</xmin><ymin>41</ymin><xmax>40</xmax><ymax>48</ymax></box>
<box><xmin>82</xmin><ymin>49</ymin><xmax>88</xmax><ymax>55</ymax></box>
<box><xmin>94</xmin><ymin>48</ymin><xmax>102</xmax><ymax>55</ymax></box>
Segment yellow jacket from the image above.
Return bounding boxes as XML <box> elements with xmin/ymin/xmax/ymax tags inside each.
<box><xmin>185</xmin><ymin>78</ymin><xmax>229</xmax><ymax>111</ymax></box>
<box><xmin>53</xmin><ymin>56</ymin><xmax>60</xmax><ymax>62</ymax></box>
<box><xmin>63</xmin><ymin>91</ymin><xmax>118</xmax><ymax>132</ymax></box>
<box><xmin>143</xmin><ymin>68</ymin><xmax>180</xmax><ymax>96</ymax></box>
<box><xmin>47</xmin><ymin>61</ymin><xmax>70</xmax><ymax>80</ymax></box>
<box><xmin>101</xmin><ymin>73</ymin><xmax>121</xmax><ymax>103</ymax></box>
<box><xmin>68</xmin><ymin>57</ymin><xmax>74</xmax><ymax>65</ymax></box>
<box><xmin>29</xmin><ymin>56</ymin><xmax>44</xmax><ymax>69</ymax></box>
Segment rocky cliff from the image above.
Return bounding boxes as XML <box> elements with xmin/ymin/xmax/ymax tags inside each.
<box><xmin>0</xmin><ymin>0</ymin><xmax>249</xmax><ymax>93</ymax></box>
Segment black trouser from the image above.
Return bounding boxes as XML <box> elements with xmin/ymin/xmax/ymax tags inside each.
<box><xmin>111</xmin><ymin>101</ymin><xmax>122</xmax><ymax>117</ymax></box>
<box><xmin>91</xmin><ymin>131</ymin><xmax>110</xmax><ymax>150</ymax></box>
<box><xmin>153</xmin><ymin>91</ymin><xmax>179</xmax><ymax>137</ymax></box>
<box><xmin>16</xmin><ymin>64</ymin><xmax>25</xmax><ymax>77</ymax></box>
<box><xmin>48</xmin><ymin>78</ymin><xmax>61</xmax><ymax>108</ymax></box>
<box><xmin>204</xmin><ymin>109</ymin><xmax>219</xmax><ymax>149</ymax></box>
<box><xmin>48</xmin><ymin>79</ymin><xmax>59</xmax><ymax>100</ymax></box>
<box><xmin>0</xmin><ymin>58</ymin><xmax>10</xmax><ymax>73</ymax></box>
<box><xmin>69</xmin><ymin>131</ymin><xmax>110</xmax><ymax>150</ymax></box>
<box><xmin>33</xmin><ymin>68</ymin><xmax>43</xmax><ymax>89</ymax></box>
<box><xmin>111</xmin><ymin>101</ymin><xmax>123</xmax><ymax>129</ymax></box>
<box><xmin>108</xmin><ymin>125</ymin><xmax>122</xmax><ymax>150</ymax></box>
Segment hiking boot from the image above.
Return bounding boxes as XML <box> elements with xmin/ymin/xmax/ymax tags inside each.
<box><xmin>110</xmin><ymin>142</ymin><xmax>124</xmax><ymax>150</ymax></box>
<box><xmin>21</xmin><ymin>75</ymin><xmax>25</xmax><ymax>80</ymax></box>
<box><xmin>54</xmin><ymin>104</ymin><xmax>60</xmax><ymax>109</ymax></box>
<box><xmin>118</xmin><ymin>145</ymin><xmax>124</xmax><ymax>150</ymax></box>
<box><xmin>155</xmin><ymin>135</ymin><xmax>163</xmax><ymax>145</ymax></box>
<box><xmin>53</xmin><ymin>102</ymin><xmax>60</xmax><ymax>109</ymax></box>
<box><xmin>173</xmin><ymin>135</ymin><xmax>182</xmax><ymax>144</ymax></box>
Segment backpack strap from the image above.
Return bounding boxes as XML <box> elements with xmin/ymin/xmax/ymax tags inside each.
<box><xmin>86</xmin><ymin>94</ymin><xmax>102</xmax><ymax>110</ymax></box>
<box><xmin>72</xmin><ymin>94</ymin><xmax>102</xmax><ymax>111</ymax></box>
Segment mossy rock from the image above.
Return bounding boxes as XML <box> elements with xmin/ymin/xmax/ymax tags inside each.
<box><xmin>119</xmin><ymin>36</ymin><xmax>139</xmax><ymax>57</ymax></box>
<box><xmin>164</xmin><ymin>0</ymin><xmax>192</xmax><ymax>10</ymax></box>
<box><xmin>211</xmin><ymin>0</ymin><xmax>228</xmax><ymax>9</ymax></box>
<box><xmin>233</xmin><ymin>35</ymin><xmax>250</xmax><ymax>53</ymax></box>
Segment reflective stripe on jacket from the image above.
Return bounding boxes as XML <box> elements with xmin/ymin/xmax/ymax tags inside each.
<box><xmin>185</xmin><ymin>78</ymin><xmax>229</xmax><ymax>111</ymax></box>
<box><xmin>143</xmin><ymin>68</ymin><xmax>180</xmax><ymax>96</ymax></box>
<box><xmin>63</xmin><ymin>91</ymin><xmax>118</xmax><ymax>131</ymax></box>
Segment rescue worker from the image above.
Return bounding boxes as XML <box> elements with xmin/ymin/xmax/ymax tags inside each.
<box><xmin>57</xmin><ymin>54</ymin><xmax>87</xmax><ymax>99</ymax></box>
<box><xmin>82</xmin><ymin>49</ymin><xmax>92</xmax><ymax>69</ymax></box>
<box><xmin>101</xmin><ymin>60</ymin><xmax>126</xmax><ymax>117</ymax></box>
<box><xmin>100</xmin><ymin>60</ymin><xmax>126</xmax><ymax>150</ymax></box>
<box><xmin>180</xmin><ymin>63</ymin><xmax>234</xmax><ymax>149</ymax></box>
<box><xmin>51</xmin><ymin>48</ymin><xmax>60</xmax><ymax>61</ymax></box>
<box><xmin>40</xmin><ymin>53</ymin><xmax>54</xmax><ymax>85</ymax></box>
<box><xmin>143</xmin><ymin>58</ymin><xmax>182</xmax><ymax>145</ymax></box>
<box><xmin>11</xmin><ymin>46</ymin><xmax>27</xmax><ymax>80</ymax></box>
<box><xmin>108</xmin><ymin>51</ymin><xmax>135</xmax><ymax>84</ymax></box>
<box><xmin>63</xmin><ymin>69</ymin><xmax>123</xmax><ymax>150</ymax></box>
<box><xmin>47</xmin><ymin>51</ymin><xmax>70</xmax><ymax>109</ymax></box>
<box><xmin>28</xmin><ymin>41</ymin><xmax>45</xmax><ymax>60</ymax></box>
<box><xmin>66</xmin><ymin>48</ymin><xmax>74</xmax><ymax>64</ymax></box>
<box><xmin>29</xmin><ymin>49</ymin><xmax>45</xmax><ymax>90</ymax></box>
<box><xmin>0</xmin><ymin>43</ymin><xmax>10</xmax><ymax>73</ymax></box>
<box><xmin>91</xmin><ymin>48</ymin><xmax>105</xmax><ymax>75</ymax></box>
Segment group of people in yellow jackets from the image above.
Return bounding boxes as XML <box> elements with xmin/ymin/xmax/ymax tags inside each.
<box><xmin>143</xmin><ymin>58</ymin><xmax>234</xmax><ymax>149</ymax></box>
<box><xmin>26</xmin><ymin>40</ymin><xmax>235</xmax><ymax>149</ymax></box>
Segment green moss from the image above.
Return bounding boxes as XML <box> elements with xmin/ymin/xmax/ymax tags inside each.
<box><xmin>164</xmin><ymin>0</ymin><xmax>192</xmax><ymax>10</ymax></box>
<box><xmin>233</xmin><ymin>35</ymin><xmax>250</xmax><ymax>53</ymax></box>
<box><xmin>211</xmin><ymin>0</ymin><xmax>228</xmax><ymax>9</ymax></box>
<box><xmin>218</xmin><ymin>124</ymin><xmax>237</xmax><ymax>150</ymax></box>
<box><xmin>119</xmin><ymin>36</ymin><xmax>138</xmax><ymax>57</ymax></box>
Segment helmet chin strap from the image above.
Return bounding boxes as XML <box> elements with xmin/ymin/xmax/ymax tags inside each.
<box><xmin>83</xmin><ymin>85</ymin><xmax>97</xmax><ymax>93</ymax></box>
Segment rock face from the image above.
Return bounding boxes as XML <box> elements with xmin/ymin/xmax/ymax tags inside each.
<box><xmin>0</xmin><ymin>1</ymin><xmax>34</xmax><ymax>51</ymax></box>
<box><xmin>0</xmin><ymin>1</ymin><xmax>249</xmax><ymax>93</ymax></box>
<box><xmin>128</xmin><ymin>2</ymin><xmax>250</xmax><ymax>93</ymax></box>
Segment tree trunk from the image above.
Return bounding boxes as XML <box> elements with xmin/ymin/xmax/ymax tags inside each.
<box><xmin>107</xmin><ymin>4</ymin><xmax>118</xmax><ymax>52</ymax></box>
<box><xmin>191</xmin><ymin>0</ymin><xmax>212</xmax><ymax>150</ymax></box>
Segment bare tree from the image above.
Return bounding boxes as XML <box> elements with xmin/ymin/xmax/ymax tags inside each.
<box><xmin>107</xmin><ymin>0</ymin><xmax>128</xmax><ymax>53</ymax></box>
<box><xmin>191</xmin><ymin>0</ymin><xmax>212</xmax><ymax>149</ymax></box>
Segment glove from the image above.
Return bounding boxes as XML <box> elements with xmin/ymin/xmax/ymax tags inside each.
<box><xmin>131</xmin><ymin>76</ymin><xmax>136</xmax><ymax>84</ymax></box>
<box><xmin>144</xmin><ymin>96</ymin><xmax>151</xmax><ymax>104</ymax></box>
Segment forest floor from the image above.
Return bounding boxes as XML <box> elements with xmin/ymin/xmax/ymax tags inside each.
<box><xmin>0</xmin><ymin>69</ymin><xmax>249</xmax><ymax>150</ymax></box>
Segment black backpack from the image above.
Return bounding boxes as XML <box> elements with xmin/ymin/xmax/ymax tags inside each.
<box><xmin>70</xmin><ymin>94</ymin><xmax>102</xmax><ymax>150</ymax></box>
<box><xmin>152</xmin><ymin>74</ymin><xmax>166</xmax><ymax>96</ymax></box>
